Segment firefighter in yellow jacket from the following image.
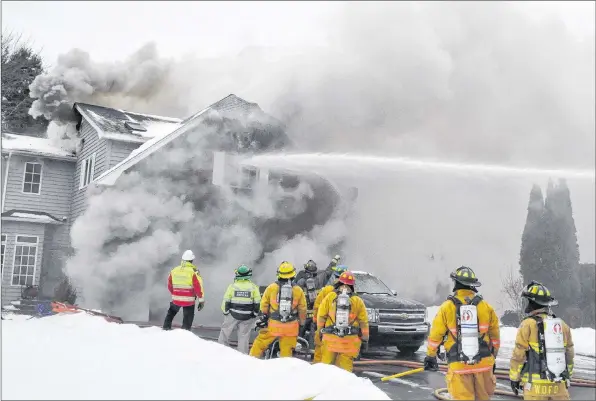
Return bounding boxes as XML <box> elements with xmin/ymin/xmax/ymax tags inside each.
<box><xmin>509</xmin><ymin>281</ymin><xmax>574</xmax><ymax>400</ymax></box>
<box><xmin>249</xmin><ymin>261</ymin><xmax>307</xmax><ymax>358</ymax></box>
<box><xmin>424</xmin><ymin>266</ymin><xmax>500</xmax><ymax>400</ymax></box>
<box><xmin>317</xmin><ymin>270</ymin><xmax>369</xmax><ymax>373</ymax></box>
<box><xmin>312</xmin><ymin>264</ymin><xmax>348</xmax><ymax>363</ymax></box>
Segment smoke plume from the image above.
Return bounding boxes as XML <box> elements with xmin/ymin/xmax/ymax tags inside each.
<box><xmin>35</xmin><ymin>2</ymin><xmax>594</xmax><ymax>315</ymax></box>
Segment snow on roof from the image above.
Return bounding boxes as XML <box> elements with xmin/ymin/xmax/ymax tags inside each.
<box><xmin>1</xmin><ymin>133</ymin><xmax>76</xmax><ymax>160</ymax></box>
<box><xmin>74</xmin><ymin>103</ymin><xmax>182</xmax><ymax>144</ymax></box>
<box><xmin>1</xmin><ymin>210</ymin><xmax>65</xmax><ymax>224</ymax></box>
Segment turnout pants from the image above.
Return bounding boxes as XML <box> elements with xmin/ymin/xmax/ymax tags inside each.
<box><xmin>218</xmin><ymin>313</ymin><xmax>255</xmax><ymax>354</ymax></box>
<box><xmin>446</xmin><ymin>369</ymin><xmax>496</xmax><ymax>401</ymax></box>
<box><xmin>313</xmin><ymin>327</ymin><xmax>323</xmax><ymax>363</ymax></box>
<box><xmin>249</xmin><ymin>328</ymin><xmax>297</xmax><ymax>358</ymax></box>
<box><xmin>522</xmin><ymin>382</ymin><xmax>570</xmax><ymax>400</ymax></box>
<box><xmin>163</xmin><ymin>302</ymin><xmax>195</xmax><ymax>330</ymax></box>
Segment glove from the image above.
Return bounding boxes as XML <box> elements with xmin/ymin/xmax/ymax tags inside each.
<box><xmin>424</xmin><ymin>355</ymin><xmax>439</xmax><ymax>371</ymax></box>
<box><xmin>361</xmin><ymin>340</ymin><xmax>369</xmax><ymax>352</ymax></box>
<box><xmin>255</xmin><ymin>314</ymin><xmax>268</xmax><ymax>329</ymax></box>
<box><xmin>197</xmin><ymin>302</ymin><xmax>204</xmax><ymax>312</ymax></box>
<box><xmin>510</xmin><ymin>380</ymin><xmax>520</xmax><ymax>396</ymax></box>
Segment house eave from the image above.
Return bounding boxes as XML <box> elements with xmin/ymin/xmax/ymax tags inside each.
<box><xmin>94</xmin><ymin>106</ymin><xmax>212</xmax><ymax>186</ymax></box>
<box><xmin>1</xmin><ymin>216</ymin><xmax>64</xmax><ymax>225</ymax></box>
<box><xmin>1</xmin><ymin>149</ymin><xmax>77</xmax><ymax>162</ymax></box>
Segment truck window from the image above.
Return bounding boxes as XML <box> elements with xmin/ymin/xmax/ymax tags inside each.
<box><xmin>354</xmin><ymin>274</ymin><xmax>393</xmax><ymax>295</ymax></box>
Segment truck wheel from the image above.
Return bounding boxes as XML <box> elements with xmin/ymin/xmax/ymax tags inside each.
<box><xmin>397</xmin><ymin>346</ymin><xmax>421</xmax><ymax>357</ymax></box>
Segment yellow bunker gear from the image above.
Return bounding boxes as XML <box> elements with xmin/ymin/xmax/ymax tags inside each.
<box><xmin>509</xmin><ymin>310</ymin><xmax>574</xmax><ymax>400</ymax></box>
<box><xmin>249</xmin><ymin>282</ymin><xmax>307</xmax><ymax>358</ymax></box>
<box><xmin>427</xmin><ymin>289</ymin><xmax>500</xmax><ymax>400</ymax></box>
<box><xmin>312</xmin><ymin>284</ymin><xmax>334</xmax><ymax>363</ymax></box>
<box><xmin>317</xmin><ymin>290</ymin><xmax>369</xmax><ymax>372</ymax></box>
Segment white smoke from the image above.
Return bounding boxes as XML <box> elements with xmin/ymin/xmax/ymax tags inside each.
<box><xmin>35</xmin><ymin>1</ymin><xmax>594</xmax><ymax>316</ymax></box>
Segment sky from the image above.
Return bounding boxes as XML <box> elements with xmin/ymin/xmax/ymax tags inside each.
<box><xmin>2</xmin><ymin>1</ymin><xmax>594</xmax><ymax>67</ymax></box>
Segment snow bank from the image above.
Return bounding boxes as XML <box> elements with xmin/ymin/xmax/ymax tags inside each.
<box><xmin>426</xmin><ymin>306</ymin><xmax>596</xmax><ymax>357</ymax></box>
<box><xmin>1</xmin><ymin>314</ymin><xmax>389</xmax><ymax>400</ymax></box>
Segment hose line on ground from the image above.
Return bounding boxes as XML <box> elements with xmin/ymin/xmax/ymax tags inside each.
<box><xmin>353</xmin><ymin>359</ymin><xmax>596</xmax><ymax>388</ymax></box>
<box><xmin>433</xmin><ymin>387</ymin><xmax>520</xmax><ymax>400</ymax></box>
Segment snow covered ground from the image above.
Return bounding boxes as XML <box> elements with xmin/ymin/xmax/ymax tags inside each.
<box><xmin>1</xmin><ymin>313</ymin><xmax>390</xmax><ymax>400</ymax></box>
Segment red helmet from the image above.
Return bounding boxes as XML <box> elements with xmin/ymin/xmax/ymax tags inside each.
<box><xmin>338</xmin><ymin>271</ymin><xmax>356</xmax><ymax>286</ymax></box>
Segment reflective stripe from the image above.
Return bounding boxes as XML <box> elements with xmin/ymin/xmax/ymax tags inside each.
<box><xmin>452</xmin><ymin>365</ymin><xmax>492</xmax><ymax>374</ymax></box>
<box><xmin>230</xmin><ymin>309</ymin><xmax>253</xmax><ymax>314</ymax></box>
<box><xmin>428</xmin><ymin>340</ymin><xmax>441</xmax><ymax>349</ymax></box>
<box><xmin>173</xmin><ymin>295</ymin><xmax>196</xmax><ymax>302</ymax></box>
<box><xmin>491</xmin><ymin>339</ymin><xmax>500</xmax><ymax>346</ymax></box>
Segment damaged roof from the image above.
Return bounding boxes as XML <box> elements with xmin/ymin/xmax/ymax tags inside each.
<box><xmin>94</xmin><ymin>94</ymin><xmax>281</xmax><ymax>186</ymax></box>
<box><xmin>2</xmin><ymin>209</ymin><xmax>66</xmax><ymax>225</ymax></box>
<box><xmin>1</xmin><ymin>132</ymin><xmax>77</xmax><ymax>161</ymax></box>
<box><xmin>74</xmin><ymin>103</ymin><xmax>183</xmax><ymax>144</ymax></box>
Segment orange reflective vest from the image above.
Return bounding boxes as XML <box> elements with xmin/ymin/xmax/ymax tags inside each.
<box><xmin>167</xmin><ymin>262</ymin><xmax>204</xmax><ymax>307</ymax></box>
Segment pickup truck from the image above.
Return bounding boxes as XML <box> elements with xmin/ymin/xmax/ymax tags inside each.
<box><xmin>351</xmin><ymin>271</ymin><xmax>429</xmax><ymax>355</ymax></box>
<box><xmin>258</xmin><ymin>270</ymin><xmax>429</xmax><ymax>356</ymax></box>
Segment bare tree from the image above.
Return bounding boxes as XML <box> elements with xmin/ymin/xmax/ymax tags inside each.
<box><xmin>501</xmin><ymin>265</ymin><xmax>525</xmax><ymax>320</ymax></box>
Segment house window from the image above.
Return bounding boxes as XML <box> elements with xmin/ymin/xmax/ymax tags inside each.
<box><xmin>1</xmin><ymin>234</ymin><xmax>6</xmax><ymax>271</ymax></box>
<box><xmin>11</xmin><ymin>235</ymin><xmax>38</xmax><ymax>286</ymax></box>
<box><xmin>79</xmin><ymin>153</ymin><xmax>96</xmax><ymax>189</ymax></box>
<box><xmin>22</xmin><ymin>162</ymin><xmax>42</xmax><ymax>194</ymax></box>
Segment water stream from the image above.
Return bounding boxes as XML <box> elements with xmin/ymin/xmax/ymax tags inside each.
<box><xmin>243</xmin><ymin>153</ymin><xmax>595</xmax><ymax>180</ymax></box>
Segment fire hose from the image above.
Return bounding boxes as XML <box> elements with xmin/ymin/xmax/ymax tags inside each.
<box><xmin>351</xmin><ymin>359</ymin><xmax>596</xmax><ymax>401</ymax></box>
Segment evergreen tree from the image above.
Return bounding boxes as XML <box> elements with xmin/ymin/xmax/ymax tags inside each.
<box><xmin>519</xmin><ymin>184</ymin><xmax>546</xmax><ymax>284</ymax></box>
<box><xmin>543</xmin><ymin>179</ymin><xmax>581</xmax><ymax>323</ymax></box>
<box><xmin>1</xmin><ymin>31</ymin><xmax>47</xmax><ymax>134</ymax></box>
<box><xmin>578</xmin><ymin>263</ymin><xmax>596</xmax><ymax>328</ymax></box>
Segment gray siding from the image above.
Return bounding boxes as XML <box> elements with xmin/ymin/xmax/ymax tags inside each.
<box><xmin>1</xmin><ymin>221</ymin><xmax>45</xmax><ymax>304</ymax></box>
<box><xmin>39</xmin><ymin>224</ymin><xmax>72</xmax><ymax>299</ymax></box>
<box><xmin>1</xmin><ymin>156</ymin><xmax>7</xmax><ymax>207</ymax></box>
<box><xmin>107</xmin><ymin>140</ymin><xmax>140</xmax><ymax>169</ymax></box>
<box><xmin>70</xmin><ymin>119</ymin><xmax>109</xmax><ymax>223</ymax></box>
<box><xmin>2</xmin><ymin>154</ymin><xmax>75</xmax><ymax>218</ymax></box>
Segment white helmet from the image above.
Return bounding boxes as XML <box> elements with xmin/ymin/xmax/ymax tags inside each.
<box><xmin>182</xmin><ymin>250</ymin><xmax>195</xmax><ymax>261</ymax></box>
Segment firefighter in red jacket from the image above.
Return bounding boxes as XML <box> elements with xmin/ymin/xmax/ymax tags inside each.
<box><xmin>162</xmin><ymin>250</ymin><xmax>205</xmax><ymax>330</ymax></box>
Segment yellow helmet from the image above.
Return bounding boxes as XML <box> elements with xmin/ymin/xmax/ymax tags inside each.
<box><xmin>277</xmin><ymin>261</ymin><xmax>296</xmax><ymax>279</ymax></box>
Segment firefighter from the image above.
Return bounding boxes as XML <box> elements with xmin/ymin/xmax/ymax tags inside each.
<box><xmin>317</xmin><ymin>270</ymin><xmax>369</xmax><ymax>373</ymax></box>
<box><xmin>509</xmin><ymin>281</ymin><xmax>574</xmax><ymax>400</ymax></box>
<box><xmin>424</xmin><ymin>266</ymin><xmax>500</xmax><ymax>400</ymax></box>
<box><xmin>249</xmin><ymin>261</ymin><xmax>307</xmax><ymax>358</ymax></box>
<box><xmin>218</xmin><ymin>265</ymin><xmax>261</xmax><ymax>354</ymax></box>
<box><xmin>312</xmin><ymin>264</ymin><xmax>348</xmax><ymax>363</ymax></box>
<box><xmin>296</xmin><ymin>260</ymin><xmax>319</xmax><ymax>339</ymax></box>
<box><xmin>163</xmin><ymin>250</ymin><xmax>205</xmax><ymax>331</ymax></box>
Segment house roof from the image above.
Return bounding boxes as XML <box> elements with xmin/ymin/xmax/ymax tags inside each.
<box><xmin>73</xmin><ymin>103</ymin><xmax>183</xmax><ymax>144</ymax></box>
<box><xmin>1</xmin><ymin>133</ymin><xmax>77</xmax><ymax>161</ymax></box>
<box><xmin>1</xmin><ymin>209</ymin><xmax>65</xmax><ymax>225</ymax></box>
<box><xmin>94</xmin><ymin>94</ymin><xmax>277</xmax><ymax>186</ymax></box>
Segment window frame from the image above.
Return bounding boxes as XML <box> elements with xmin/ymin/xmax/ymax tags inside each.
<box><xmin>21</xmin><ymin>162</ymin><xmax>43</xmax><ymax>195</ymax></box>
<box><xmin>1</xmin><ymin>234</ymin><xmax>6</xmax><ymax>271</ymax></box>
<box><xmin>11</xmin><ymin>235</ymin><xmax>39</xmax><ymax>287</ymax></box>
<box><xmin>79</xmin><ymin>152</ymin><xmax>97</xmax><ymax>189</ymax></box>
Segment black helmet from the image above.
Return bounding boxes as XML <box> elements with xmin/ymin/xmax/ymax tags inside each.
<box><xmin>521</xmin><ymin>281</ymin><xmax>558</xmax><ymax>307</ymax></box>
<box><xmin>450</xmin><ymin>266</ymin><xmax>482</xmax><ymax>287</ymax></box>
<box><xmin>304</xmin><ymin>260</ymin><xmax>318</xmax><ymax>273</ymax></box>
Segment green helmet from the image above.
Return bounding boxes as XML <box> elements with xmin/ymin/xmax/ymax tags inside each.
<box><xmin>235</xmin><ymin>265</ymin><xmax>252</xmax><ymax>279</ymax></box>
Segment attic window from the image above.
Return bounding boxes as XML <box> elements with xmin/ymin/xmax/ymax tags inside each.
<box><xmin>124</xmin><ymin>121</ymin><xmax>147</xmax><ymax>132</ymax></box>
